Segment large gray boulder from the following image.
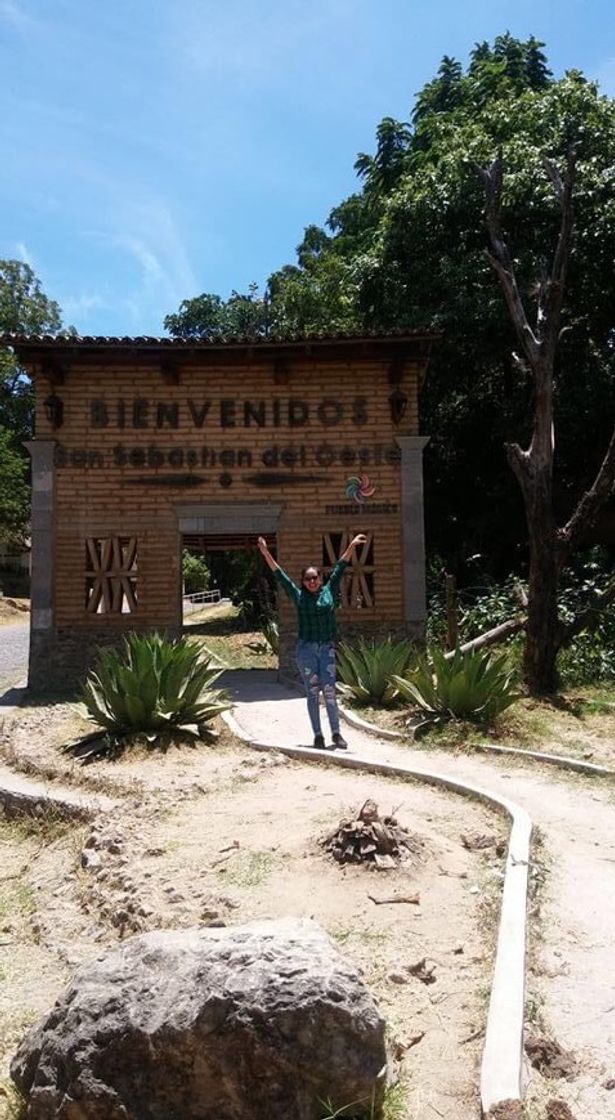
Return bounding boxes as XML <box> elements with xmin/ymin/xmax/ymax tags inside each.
<box><xmin>12</xmin><ymin>918</ymin><xmax>388</xmax><ymax>1119</ymax></box>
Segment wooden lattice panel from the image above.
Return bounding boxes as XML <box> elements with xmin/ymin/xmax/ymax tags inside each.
<box><xmin>85</xmin><ymin>537</ymin><xmax>138</xmax><ymax>614</ymax></box>
<box><xmin>322</xmin><ymin>531</ymin><xmax>375</xmax><ymax>609</ymax></box>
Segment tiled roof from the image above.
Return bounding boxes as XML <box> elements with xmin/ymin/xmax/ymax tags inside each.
<box><xmin>1</xmin><ymin>327</ymin><xmax>441</xmax><ymax>350</ymax></box>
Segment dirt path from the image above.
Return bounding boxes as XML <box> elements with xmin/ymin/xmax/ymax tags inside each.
<box><xmin>0</xmin><ymin>731</ymin><xmax>503</xmax><ymax>1120</ymax></box>
<box><xmin>0</xmin><ymin>620</ymin><xmax>28</xmax><ymax>694</ymax></box>
<box><xmin>224</xmin><ymin>670</ymin><xmax>615</xmax><ymax>1118</ymax></box>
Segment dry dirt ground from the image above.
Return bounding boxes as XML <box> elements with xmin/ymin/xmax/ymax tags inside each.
<box><xmin>0</xmin><ymin>601</ymin><xmax>29</xmax><ymax>627</ymax></box>
<box><xmin>0</xmin><ymin>704</ymin><xmax>508</xmax><ymax>1120</ymax></box>
<box><xmin>355</xmin><ymin>691</ymin><xmax>615</xmax><ymax>770</ymax></box>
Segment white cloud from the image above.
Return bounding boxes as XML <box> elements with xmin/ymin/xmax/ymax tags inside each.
<box><xmin>82</xmin><ymin>197</ymin><xmax>198</xmax><ymax>332</ymax></box>
<box><xmin>174</xmin><ymin>0</ymin><xmax>360</xmax><ymax>84</ymax></box>
<box><xmin>15</xmin><ymin>241</ymin><xmax>33</xmax><ymax>267</ymax></box>
<box><xmin>60</xmin><ymin>292</ymin><xmax>107</xmax><ymax>319</ymax></box>
<box><xmin>0</xmin><ymin>0</ymin><xmax>36</xmax><ymax>31</ymax></box>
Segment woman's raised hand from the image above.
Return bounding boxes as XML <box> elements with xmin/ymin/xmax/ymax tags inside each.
<box><xmin>257</xmin><ymin>536</ymin><xmax>268</xmax><ymax>553</ymax></box>
<box><xmin>350</xmin><ymin>533</ymin><xmax>368</xmax><ymax>549</ymax></box>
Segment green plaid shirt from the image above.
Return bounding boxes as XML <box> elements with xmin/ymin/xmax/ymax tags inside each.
<box><xmin>275</xmin><ymin>560</ymin><xmax>348</xmax><ymax>643</ymax></box>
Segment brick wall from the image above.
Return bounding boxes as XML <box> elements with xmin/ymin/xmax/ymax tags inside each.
<box><xmin>30</xmin><ymin>350</ymin><xmax>425</xmax><ymax>687</ymax></box>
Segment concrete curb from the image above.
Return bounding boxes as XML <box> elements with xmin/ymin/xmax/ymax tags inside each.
<box><xmin>223</xmin><ymin>707</ymin><xmax>531</xmax><ymax>1116</ymax></box>
<box><xmin>338</xmin><ymin>702</ymin><xmax>615</xmax><ymax>779</ymax></box>
<box><xmin>0</xmin><ymin>762</ymin><xmax>119</xmax><ymax>820</ymax></box>
<box><xmin>0</xmin><ymin>677</ymin><xmax>28</xmax><ymax>728</ymax></box>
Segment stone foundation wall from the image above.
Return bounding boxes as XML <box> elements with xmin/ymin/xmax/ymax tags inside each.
<box><xmin>28</xmin><ymin>623</ymin><xmax>182</xmax><ymax>695</ymax></box>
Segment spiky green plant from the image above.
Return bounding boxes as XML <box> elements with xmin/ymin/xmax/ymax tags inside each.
<box><xmin>336</xmin><ymin>637</ymin><xmax>416</xmax><ymax>708</ymax></box>
<box><xmin>247</xmin><ymin>618</ymin><xmax>279</xmax><ymax>656</ymax></box>
<box><xmin>68</xmin><ymin>632</ymin><xmax>230</xmax><ymax>759</ymax></box>
<box><xmin>392</xmin><ymin>645</ymin><xmax>520</xmax><ymax>730</ymax></box>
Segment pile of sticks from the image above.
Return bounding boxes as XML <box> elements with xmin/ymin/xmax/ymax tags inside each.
<box><xmin>321</xmin><ymin>798</ymin><xmax>421</xmax><ymax>870</ymax></box>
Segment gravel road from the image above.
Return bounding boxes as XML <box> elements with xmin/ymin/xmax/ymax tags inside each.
<box><xmin>0</xmin><ymin>620</ymin><xmax>29</xmax><ymax>692</ymax></box>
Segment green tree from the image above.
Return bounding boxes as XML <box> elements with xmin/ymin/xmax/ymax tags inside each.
<box><xmin>164</xmin><ymin>36</ymin><xmax>615</xmax><ymax>653</ymax></box>
<box><xmin>182</xmin><ymin>549</ymin><xmax>211</xmax><ymax>594</ymax></box>
<box><xmin>0</xmin><ymin>260</ymin><xmax>66</xmax><ymax>544</ymax></box>
<box><xmin>248</xmin><ymin>38</ymin><xmax>615</xmax><ymax>576</ymax></box>
<box><xmin>164</xmin><ymin>282</ymin><xmax>269</xmax><ymax>338</ymax></box>
<box><xmin>0</xmin><ymin>426</ymin><xmax>29</xmax><ymax>545</ymax></box>
<box><xmin>0</xmin><ymin>260</ymin><xmax>63</xmax><ymax>442</ymax></box>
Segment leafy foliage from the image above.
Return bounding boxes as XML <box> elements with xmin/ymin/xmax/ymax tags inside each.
<box><xmin>163</xmin><ymin>36</ymin><xmax>615</xmax><ymax>577</ymax></box>
<box><xmin>0</xmin><ymin>260</ymin><xmax>67</xmax><ymax>545</ymax></box>
<box><xmin>182</xmin><ymin>549</ymin><xmax>211</xmax><ymax>594</ymax></box>
<box><xmin>393</xmin><ymin>646</ymin><xmax>520</xmax><ymax>729</ymax></box>
<box><xmin>0</xmin><ymin>427</ymin><xmax>29</xmax><ymax>544</ymax></box>
<box><xmin>557</xmin><ymin>549</ymin><xmax>615</xmax><ymax>685</ymax></box>
<box><xmin>164</xmin><ymin>282</ymin><xmax>269</xmax><ymax>338</ymax></box>
<box><xmin>336</xmin><ymin>636</ymin><xmax>416</xmax><ymax>707</ymax></box>
<box><xmin>71</xmin><ymin>633</ymin><xmax>230</xmax><ymax>759</ymax></box>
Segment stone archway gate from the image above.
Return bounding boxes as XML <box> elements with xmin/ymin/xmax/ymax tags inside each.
<box><xmin>5</xmin><ymin>330</ymin><xmax>440</xmax><ymax>689</ymax></box>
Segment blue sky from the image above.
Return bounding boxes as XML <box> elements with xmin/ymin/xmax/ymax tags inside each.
<box><xmin>1</xmin><ymin>0</ymin><xmax>614</xmax><ymax>336</ymax></box>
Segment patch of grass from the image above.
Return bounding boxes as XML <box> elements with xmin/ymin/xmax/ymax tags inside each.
<box><xmin>0</xmin><ymin>1081</ymin><xmax>27</xmax><ymax>1120</ymax></box>
<box><xmin>219</xmin><ymin>849</ymin><xmax>281</xmax><ymax>888</ymax></box>
<box><xmin>331</xmin><ymin>927</ymin><xmax>389</xmax><ymax>948</ymax></box>
<box><xmin>318</xmin><ymin>1081</ymin><xmax>406</xmax><ymax>1120</ymax></box>
<box><xmin>0</xmin><ymin>879</ymin><xmax>36</xmax><ymax>924</ymax></box>
<box><xmin>0</xmin><ymin>806</ymin><xmax>81</xmax><ymax>845</ymax></box>
<box><xmin>0</xmin><ymin>1008</ymin><xmax>38</xmax><ymax>1063</ymax></box>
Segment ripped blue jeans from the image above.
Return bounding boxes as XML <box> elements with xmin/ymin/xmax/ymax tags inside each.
<box><xmin>295</xmin><ymin>640</ymin><xmax>340</xmax><ymax>737</ymax></box>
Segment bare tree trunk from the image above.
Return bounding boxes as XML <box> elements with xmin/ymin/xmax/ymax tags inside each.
<box><xmin>523</xmin><ymin>483</ymin><xmax>559</xmax><ymax>693</ymax></box>
<box><xmin>445</xmin><ymin>574</ymin><xmax>458</xmax><ymax>650</ymax></box>
<box><xmin>476</xmin><ymin>151</ymin><xmax>577</xmax><ymax>694</ymax></box>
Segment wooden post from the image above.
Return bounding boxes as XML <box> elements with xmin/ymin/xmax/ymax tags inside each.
<box><xmin>445</xmin><ymin>573</ymin><xmax>458</xmax><ymax>651</ymax></box>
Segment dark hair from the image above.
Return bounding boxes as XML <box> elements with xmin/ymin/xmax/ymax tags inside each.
<box><xmin>301</xmin><ymin>566</ymin><xmax>322</xmax><ymax>581</ymax></box>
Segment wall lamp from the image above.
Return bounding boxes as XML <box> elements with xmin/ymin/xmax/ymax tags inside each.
<box><xmin>44</xmin><ymin>392</ymin><xmax>64</xmax><ymax>429</ymax></box>
<box><xmin>388</xmin><ymin>384</ymin><xmax>408</xmax><ymax>426</ymax></box>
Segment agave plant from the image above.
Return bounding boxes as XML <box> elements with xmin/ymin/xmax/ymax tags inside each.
<box><xmin>247</xmin><ymin>618</ymin><xmax>280</xmax><ymax>656</ymax></box>
<box><xmin>336</xmin><ymin>636</ymin><xmax>416</xmax><ymax>708</ymax></box>
<box><xmin>68</xmin><ymin>632</ymin><xmax>230</xmax><ymax>760</ymax></box>
<box><xmin>392</xmin><ymin>645</ymin><xmax>520</xmax><ymax>730</ymax></box>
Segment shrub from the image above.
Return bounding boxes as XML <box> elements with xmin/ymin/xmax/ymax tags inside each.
<box><xmin>337</xmin><ymin>636</ymin><xmax>416</xmax><ymax>708</ymax></box>
<box><xmin>182</xmin><ymin>549</ymin><xmax>211</xmax><ymax>594</ymax></box>
<box><xmin>557</xmin><ymin>548</ymin><xmax>615</xmax><ymax>685</ymax></box>
<box><xmin>392</xmin><ymin>645</ymin><xmax>520</xmax><ymax>731</ymax></box>
<box><xmin>71</xmin><ymin>633</ymin><xmax>230</xmax><ymax>759</ymax></box>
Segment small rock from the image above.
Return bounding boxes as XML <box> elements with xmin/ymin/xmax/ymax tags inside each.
<box><xmin>81</xmin><ymin>850</ymin><xmax>103</xmax><ymax>872</ymax></box>
<box><xmin>546</xmin><ymin>1099</ymin><xmax>577</xmax><ymax>1120</ymax></box>
<box><xmin>604</xmin><ymin>1078</ymin><xmax>615</xmax><ymax>1090</ymax></box>
<box><xmin>110</xmin><ymin>909</ymin><xmax>130</xmax><ymax>927</ymax></box>
<box><xmin>387</xmin><ymin>972</ymin><xmax>408</xmax><ymax>985</ymax></box>
<box><xmin>204</xmin><ymin>918</ymin><xmax>226</xmax><ymax>928</ymax></box>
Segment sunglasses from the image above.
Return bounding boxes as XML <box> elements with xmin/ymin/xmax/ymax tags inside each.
<box><xmin>304</xmin><ymin>574</ymin><xmax>320</xmax><ymax>583</ymax></box>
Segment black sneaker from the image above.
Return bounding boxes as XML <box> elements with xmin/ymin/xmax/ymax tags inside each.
<box><xmin>313</xmin><ymin>733</ymin><xmax>327</xmax><ymax>750</ymax></box>
<box><xmin>332</xmin><ymin>732</ymin><xmax>348</xmax><ymax>750</ymax></box>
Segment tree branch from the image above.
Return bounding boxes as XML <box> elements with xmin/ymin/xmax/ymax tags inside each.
<box><xmin>541</xmin><ymin>150</ymin><xmax>577</xmax><ymax>365</ymax></box>
<box><xmin>475</xmin><ymin>152</ymin><xmax>540</xmax><ymax>368</ymax></box>
<box><xmin>557</xmin><ymin>423</ymin><xmax>615</xmax><ymax>566</ymax></box>
<box><xmin>558</xmin><ymin>573</ymin><xmax>615</xmax><ymax>647</ymax></box>
<box><xmin>443</xmin><ymin>616</ymin><xmax>526</xmax><ymax>659</ymax></box>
